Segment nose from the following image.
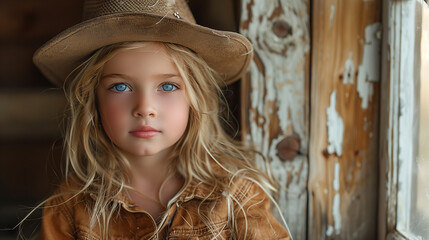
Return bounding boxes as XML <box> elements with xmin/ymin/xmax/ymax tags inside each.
<box><xmin>132</xmin><ymin>92</ymin><xmax>157</xmax><ymax>118</ymax></box>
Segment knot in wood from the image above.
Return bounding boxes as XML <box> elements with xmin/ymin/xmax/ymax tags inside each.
<box><xmin>272</xmin><ymin>20</ymin><xmax>292</xmax><ymax>38</ymax></box>
<box><xmin>277</xmin><ymin>135</ymin><xmax>301</xmax><ymax>161</ymax></box>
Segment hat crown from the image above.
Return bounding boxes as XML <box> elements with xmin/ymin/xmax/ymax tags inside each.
<box><xmin>82</xmin><ymin>0</ymin><xmax>195</xmax><ymax>23</ymax></box>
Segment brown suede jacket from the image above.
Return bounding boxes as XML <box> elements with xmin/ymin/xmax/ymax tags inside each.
<box><xmin>41</xmin><ymin>177</ymin><xmax>290</xmax><ymax>239</ymax></box>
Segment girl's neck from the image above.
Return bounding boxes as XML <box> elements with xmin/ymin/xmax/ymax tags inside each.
<box><xmin>126</xmin><ymin>146</ymin><xmax>173</xmax><ymax>185</ymax></box>
<box><xmin>124</xmin><ymin>147</ymin><xmax>184</xmax><ymax>221</ymax></box>
<box><xmin>126</xmin><ymin>171</ymin><xmax>184</xmax><ymax>221</ymax></box>
<box><xmin>124</xmin><ymin>146</ymin><xmax>184</xmax><ymax>218</ymax></box>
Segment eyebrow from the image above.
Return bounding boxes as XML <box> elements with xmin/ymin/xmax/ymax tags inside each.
<box><xmin>100</xmin><ymin>73</ymin><xmax>181</xmax><ymax>80</ymax></box>
<box><xmin>100</xmin><ymin>73</ymin><xmax>130</xmax><ymax>80</ymax></box>
<box><xmin>155</xmin><ymin>73</ymin><xmax>181</xmax><ymax>79</ymax></box>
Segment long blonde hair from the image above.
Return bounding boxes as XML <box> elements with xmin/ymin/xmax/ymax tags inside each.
<box><xmin>56</xmin><ymin>41</ymin><xmax>279</xmax><ymax>239</ymax></box>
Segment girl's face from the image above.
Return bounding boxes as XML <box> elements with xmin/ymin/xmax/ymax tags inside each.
<box><xmin>96</xmin><ymin>42</ymin><xmax>189</xmax><ymax>159</ymax></box>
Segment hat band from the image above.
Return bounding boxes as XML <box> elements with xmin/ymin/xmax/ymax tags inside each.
<box><xmin>82</xmin><ymin>0</ymin><xmax>195</xmax><ymax>23</ymax></box>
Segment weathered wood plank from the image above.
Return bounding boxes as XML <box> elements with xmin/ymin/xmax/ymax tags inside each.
<box><xmin>0</xmin><ymin>0</ymin><xmax>84</xmax><ymax>87</ymax></box>
<box><xmin>309</xmin><ymin>0</ymin><xmax>381</xmax><ymax>239</ymax></box>
<box><xmin>239</xmin><ymin>0</ymin><xmax>310</xmax><ymax>239</ymax></box>
<box><xmin>188</xmin><ymin>0</ymin><xmax>237</xmax><ymax>32</ymax></box>
<box><xmin>0</xmin><ymin>142</ymin><xmax>64</xmax><ymax>200</ymax></box>
<box><xmin>0</xmin><ymin>0</ymin><xmax>84</xmax><ymax>41</ymax></box>
<box><xmin>0</xmin><ymin>43</ymin><xmax>48</xmax><ymax>87</ymax></box>
<box><xmin>0</xmin><ymin>89</ymin><xmax>66</xmax><ymax>140</ymax></box>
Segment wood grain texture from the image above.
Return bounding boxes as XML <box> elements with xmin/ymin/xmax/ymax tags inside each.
<box><xmin>0</xmin><ymin>89</ymin><xmax>66</xmax><ymax>140</ymax></box>
<box><xmin>239</xmin><ymin>0</ymin><xmax>310</xmax><ymax>239</ymax></box>
<box><xmin>0</xmin><ymin>0</ymin><xmax>83</xmax><ymax>41</ymax></box>
<box><xmin>379</xmin><ymin>1</ymin><xmax>429</xmax><ymax>239</ymax></box>
<box><xmin>309</xmin><ymin>0</ymin><xmax>381</xmax><ymax>239</ymax></box>
<box><xmin>0</xmin><ymin>0</ymin><xmax>84</xmax><ymax>87</ymax></box>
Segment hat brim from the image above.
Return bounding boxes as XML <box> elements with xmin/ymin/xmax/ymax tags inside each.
<box><xmin>33</xmin><ymin>13</ymin><xmax>253</xmax><ymax>87</ymax></box>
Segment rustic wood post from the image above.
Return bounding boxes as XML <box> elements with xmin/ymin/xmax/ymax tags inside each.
<box><xmin>378</xmin><ymin>1</ymin><xmax>429</xmax><ymax>239</ymax></box>
<box><xmin>239</xmin><ymin>0</ymin><xmax>310</xmax><ymax>239</ymax></box>
<box><xmin>309</xmin><ymin>0</ymin><xmax>381</xmax><ymax>239</ymax></box>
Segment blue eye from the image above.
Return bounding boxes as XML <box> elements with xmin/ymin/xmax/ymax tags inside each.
<box><xmin>111</xmin><ymin>83</ymin><xmax>130</xmax><ymax>92</ymax></box>
<box><xmin>159</xmin><ymin>83</ymin><xmax>178</xmax><ymax>92</ymax></box>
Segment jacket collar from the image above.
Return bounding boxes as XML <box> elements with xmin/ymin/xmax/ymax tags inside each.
<box><xmin>88</xmin><ymin>161</ymin><xmax>228</xmax><ymax>210</ymax></box>
<box><xmin>178</xmin><ymin>179</ymin><xmax>224</xmax><ymax>202</ymax></box>
<box><xmin>93</xmin><ymin>176</ymin><xmax>225</xmax><ymax>213</ymax></box>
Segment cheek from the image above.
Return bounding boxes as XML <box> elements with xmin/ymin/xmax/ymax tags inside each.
<box><xmin>172</xmin><ymin>106</ymin><xmax>189</xmax><ymax>127</ymax></box>
<box><xmin>162</xmin><ymin>97</ymin><xmax>189</xmax><ymax>130</ymax></box>
<box><xmin>168</xmin><ymin>108</ymin><xmax>189</xmax><ymax>141</ymax></box>
<box><xmin>98</xmin><ymin>97</ymin><xmax>129</xmax><ymax>137</ymax></box>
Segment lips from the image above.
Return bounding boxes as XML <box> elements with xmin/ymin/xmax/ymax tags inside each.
<box><xmin>129</xmin><ymin>126</ymin><xmax>160</xmax><ymax>138</ymax></box>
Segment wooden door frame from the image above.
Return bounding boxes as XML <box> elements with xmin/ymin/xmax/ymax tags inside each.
<box><xmin>378</xmin><ymin>0</ymin><xmax>428</xmax><ymax>239</ymax></box>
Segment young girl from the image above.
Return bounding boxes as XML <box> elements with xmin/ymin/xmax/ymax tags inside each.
<box><xmin>33</xmin><ymin>0</ymin><xmax>291</xmax><ymax>239</ymax></box>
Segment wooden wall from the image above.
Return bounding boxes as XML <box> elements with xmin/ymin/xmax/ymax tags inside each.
<box><xmin>239</xmin><ymin>0</ymin><xmax>382</xmax><ymax>239</ymax></box>
<box><xmin>309</xmin><ymin>0</ymin><xmax>381</xmax><ymax>239</ymax></box>
<box><xmin>239</xmin><ymin>0</ymin><xmax>310</xmax><ymax>239</ymax></box>
<box><xmin>0</xmin><ymin>0</ymin><xmax>84</xmax><ymax>237</ymax></box>
<box><xmin>0</xmin><ymin>0</ymin><xmax>84</xmax><ymax>87</ymax></box>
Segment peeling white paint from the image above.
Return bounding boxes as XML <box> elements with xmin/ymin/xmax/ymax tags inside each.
<box><xmin>326</xmin><ymin>225</ymin><xmax>334</xmax><ymax>236</ymax></box>
<box><xmin>330</xmin><ymin>5</ymin><xmax>335</xmax><ymax>30</ymax></box>
<box><xmin>333</xmin><ymin>193</ymin><xmax>341</xmax><ymax>235</ymax></box>
<box><xmin>332</xmin><ymin>158</ymin><xmax>341</xmax><ymax>235</ymax></box>
<box><xmin>344</xmin><ymin>52</ymin><xmax>355</xmax><ymax>84</ymax></box>
<box><xmin>359</xmin><ymin>22</ymin><xmax>381</xmax><ymax>81</ymax></box>
<box><xmin>333</xmin><ymin>160</ymin><xmax>340</xmax><ymax>191</ymax></box>
<box><xmin>326</xmin><ymin>91</ymin><xmax>344</xmax><ymax>156</ymax></box>
<box><xmin>396</xmin><ymin>2</ymin><xmax>416</xmax><ymax>231</ymax></box>
<box><xmin>240</xmin><ymin>1</ymin><xmax>310</xmax><ymax>239</ymax></box>
<box><xmin>357</xmin><ymin>22</ymin><xmax>381</xmax><ymax>109</ymax></box>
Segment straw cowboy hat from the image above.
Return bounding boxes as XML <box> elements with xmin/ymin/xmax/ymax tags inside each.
<box><xmin>33</xmin><ymin>0</ymin><xmax>253</xmax><ymax>86</ymax></box>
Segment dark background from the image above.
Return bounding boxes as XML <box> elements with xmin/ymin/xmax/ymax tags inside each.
<box><xmin>0</xmin><ymin>0</ymin><xmax>242</xmax><ymax>238</ymax></box>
